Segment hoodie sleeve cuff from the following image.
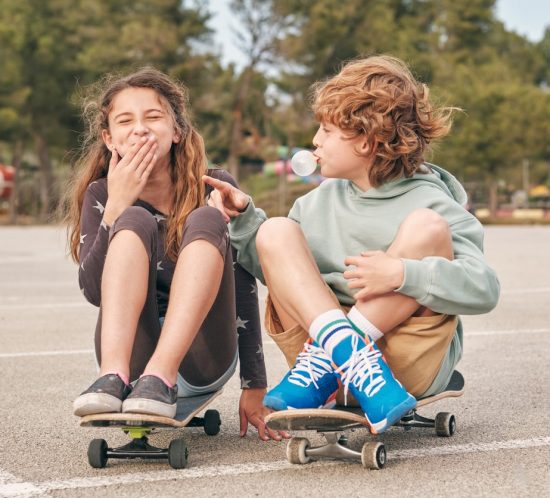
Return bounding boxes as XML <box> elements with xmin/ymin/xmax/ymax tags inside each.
<box><xmin>395</xmin><ymin>258</ymin><xmax>431</xmax><ymax>302</ymax></box>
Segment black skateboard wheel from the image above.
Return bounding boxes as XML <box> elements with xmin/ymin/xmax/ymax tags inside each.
<box><xmin>203</xmin><ymin>409</ymin><xmax>221</xmax><ymax>436</ymax></box>
<box><xmin>168</xmin><ymin>438</ymin><xmax>188</xmax><ymax>469</ymax></box>
<box><xmin>88</xmin><ymin>439</ymin><xmax>108</xmax><ymax>468</ymax></box>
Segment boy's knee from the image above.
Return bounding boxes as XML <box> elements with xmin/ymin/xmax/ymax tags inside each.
<box><xmin>391</xmin><ymin>208</ymin><xmax>452</xmax><ymax>258</ymax></box>
<box><xmin>401</xmin><ymin>208</ymin><xmax>450</xmax><ymax>242</ymax></box>
<box><xmin>256</xmin><ymin>217</ymin><xmax>298</xmax><ymax>253</ymax></box>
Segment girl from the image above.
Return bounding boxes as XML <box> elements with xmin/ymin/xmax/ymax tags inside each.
<box><xmin>65</xmin><ymin>67</ymin><xmax>285</xmax><ymax>441</ymax></box>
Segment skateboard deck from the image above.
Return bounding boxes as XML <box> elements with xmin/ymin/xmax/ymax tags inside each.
<box><xmin>265</xmin><ymin>370</ymin><xmax>465</xmax><ymax>469</ymax></box>
<box><xmin>80</xmin><ymin>390</ymin><xmax>222</xmax><ymax>469</ymax></box>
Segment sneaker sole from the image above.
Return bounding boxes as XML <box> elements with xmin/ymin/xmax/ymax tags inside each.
<box><xmin>263</xmin><ymin>394</ymin><xmax>337</xmax><ymax>411</ymax></box>
<box><xmin>367</xmin><ymin>394</ymin><xmax>417</xmax><ymax>434</ymax></box>
<box><xmin>122</xmin><ymin>398</ymin><xmax>176</xmax><ymax>418</ymax></box>
<box><xmin>73</xmin><ymin>393</ymin><xmax>122</xmax><ymax>416</ymax></box>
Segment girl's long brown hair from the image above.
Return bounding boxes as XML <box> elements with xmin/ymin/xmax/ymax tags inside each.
<box><xmin>64</xmin><ymin>68</ymin><xmax>207</xmax><ymax>262</ymax></box>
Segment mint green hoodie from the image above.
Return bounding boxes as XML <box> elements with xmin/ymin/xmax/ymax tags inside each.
<box><xmin>230</xmin><ymin>163</ymin><xmax>500</xmax><ymax>316</ymax></box>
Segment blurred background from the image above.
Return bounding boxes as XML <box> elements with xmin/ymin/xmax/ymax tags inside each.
<box><xmin>0</xmin><ymin>0</ymin><xmax>549</xmax><ymax>224</ymax></box>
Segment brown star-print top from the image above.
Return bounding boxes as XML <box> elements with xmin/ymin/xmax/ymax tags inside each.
<box><xmin>78</xmin><ymin>168</ymin><xmax>267</xmax><ymax>389</ymax></box>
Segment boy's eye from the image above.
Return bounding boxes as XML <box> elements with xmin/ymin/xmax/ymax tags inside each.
<box><xmin>118</xmin><ymin>120</ymin><xmax>131</xmax><ymax>125</ymax></box>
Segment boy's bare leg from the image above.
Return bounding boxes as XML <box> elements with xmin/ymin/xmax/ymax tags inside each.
<box><xmin>144</xmin><ymin>239</ymin><xmax>224</xmax><ymax>385</ymax></box>
<box><xmin>256</xmin><ymin>218</ymin><xmax>338</xmax><ymax>331</ymax></box>
<box><xmin>353</xmin><ymin>208</ymin><xmax>453</xmax><ymax>332</ymax></box>
<box><xmin>100</xmin><ymin>230</ymin><xmax>149</xmax><ymax>378</ymax></box>
<box><xmin>258</xmin><ymin>208</ymin><xmax>453</xmax><ymax>336</ymax></box>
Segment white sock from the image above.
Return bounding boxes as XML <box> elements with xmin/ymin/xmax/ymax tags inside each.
<box><xmin>309</xmin><ymin>309</ymin><xmax>354</xmax><ymax>357</ymax></box>
<box><xmin>347</xmin><ymin>306</ymin><xmax>383</xmax><ymax>342</ymax></box>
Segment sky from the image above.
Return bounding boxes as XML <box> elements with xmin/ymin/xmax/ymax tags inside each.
<box><xmin>209</xmin><ymin>0</ymin><xmax>550</xmax><ymax>69</ymax></box>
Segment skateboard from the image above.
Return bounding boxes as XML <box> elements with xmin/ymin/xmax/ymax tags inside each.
<box><xmin>79</xmin><ymin>390</ymin><xmax>222</xmax><ymax>469</ymax></box>
<box><xmin>265</xmin><ymin>370</ymin><xmax>465</xmax><ymax>470</ymax></box>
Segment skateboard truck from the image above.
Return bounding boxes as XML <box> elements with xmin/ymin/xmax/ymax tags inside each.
<box><xmin>287</xmin><ymin>432</ymin><xmax>387</xmax><ymax>469</ymax></box>
<box><xmin>397</xmin><ymin>409</ymin><xmax>456</xmax><ymax>437</ymax></box>
<box><xmin>81</xmin><ymin>392</ymin><xmax>223</xmax><ymax>469</ymax></box>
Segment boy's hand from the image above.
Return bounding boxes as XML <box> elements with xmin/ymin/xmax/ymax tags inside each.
<box><xmin>202</xmin><ymin>175</ymin><xmax>250</xmax><ymax>223</ymax></box>
<box><xmin>238</xmin><ymin>388</ymin><xmax>290</xmax><ymax>441</ymax></box>
<box><xmin>344</xmin><ymin>251</ymin><xmax>404</xmax><ymax>300</ymax></box>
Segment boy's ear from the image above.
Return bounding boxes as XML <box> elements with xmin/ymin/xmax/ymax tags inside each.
<box><xmin>358</xmin><ymin>136</ymin><xmax>370</xmax><ymax>155</ymax></box>
<box><xmin>101</xmin><ymin>129</ymin><xmax>114</xmax><ymax>150</ymax></box>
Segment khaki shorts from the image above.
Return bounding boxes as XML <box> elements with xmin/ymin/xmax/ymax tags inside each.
<box><xmin>265</xmin><ymin>294</ymin><xmax>458</xmax><ymax>399</ymax></box>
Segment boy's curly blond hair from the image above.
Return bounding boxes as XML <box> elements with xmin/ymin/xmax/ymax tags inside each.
<box><xmin>312</xmin><ymin>55</ymin><xmax>456</xmax><ymax>187</ymax></box>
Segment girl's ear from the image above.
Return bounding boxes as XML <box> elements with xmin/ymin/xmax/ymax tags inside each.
<box><xmin>173</xmin><ymin>129</ymin><xmax>182</xmax><ymax>144</ymax></box>
<box><xmin>101</xmin><ymin>129</ymin><xmax>114</xmax><ymax>150</ymax></box>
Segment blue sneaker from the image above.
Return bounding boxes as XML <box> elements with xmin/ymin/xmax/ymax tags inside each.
<box><xmin>263</xmin><ymin>340</ymin><xmax>339</xmax><ymax>411</ymax></box>
<box><xmin>332</xmin><ymin>334</ymin><xmax>416</xmax><ymax>434</ymax></box>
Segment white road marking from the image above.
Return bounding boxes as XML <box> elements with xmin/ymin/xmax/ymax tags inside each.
<box><xmin>465</xmin><ymin>328</ymin><xmax>550</xmax><ymax>337</ymax></box>
<box><xmin>0</xmin><ymin>437</ymin><xmax>548</xmax><ymax>496</ymax></box>
<box><xmin>0</xmin><ymin>349</ymin><xmax>94</xmax><ymax>359</ymax></box>
<box><xmin>0</xmin><ymin>469</ymin><xmax>44</xmax><ymax>497</ymax></box>
<box><xmin>500</xmin><ymin>287</ymin><xmax>550</xmax><ymax>295</ymax></box>
<box><xmin>0</xmin><ymin>327</ymin><xmax>547</xmax><ymax>360</ymax></box>
<box><xmin>0</xmin><ymin>302</ymin><xmax>90</xmax><ymax>311</ymax></box>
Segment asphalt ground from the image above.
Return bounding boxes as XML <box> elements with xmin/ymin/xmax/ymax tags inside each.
<box><xmin>0</xmin><ymin>225</ymin><xmax>549</xmax><ymax>497</ymax></box>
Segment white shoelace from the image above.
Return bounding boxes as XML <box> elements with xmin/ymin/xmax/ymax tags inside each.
<box><xmin>335</xmin><ymin>334</ymin><xmax>386</xmax><ymax>405</ymax></box>
<box><xmin>288</xmin><ymin>342</ymin><xmax>334</xmax><ymax>389</ymax></box>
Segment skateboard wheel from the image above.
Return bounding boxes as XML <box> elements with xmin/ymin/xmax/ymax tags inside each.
<box><xmin>203</xmin><ymin>409</ymin><xmax>221</xmax><ymax>436</ymax></box>
<box><xmin>286</xmin><ymin>437</ymin><xmax>310</xmax><ymax>465</ymax></box>
<box><xmin>88</xmin><ymin>438</ymin><xmax>108</xmax><ymax>469</ymax></box>
<box><xmin>361</xmin><ymin>442</ymin><xmax>386</xmax><ymax>470</ymax></box>
<box><xmin>168</xmin><ymin>438</ymin><xmax>188</xmax><ymax>469</ymax></box>
<box><xmin>435</xmin><ymin>412</ymin><xmax>456</xmax><ymax>437</ymax></box>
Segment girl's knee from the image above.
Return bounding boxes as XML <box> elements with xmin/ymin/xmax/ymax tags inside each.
<box><xmin>185</xmin><ymin>206</ymin><xmax>226</xmax><ymax>230</ymax></box>
<box><xmin>256</xmin><ymin>217</ymin><xmax>299</xmax><ymax>252</ymax></box>
<box><xmin>180</xmin><ymin>206</ymin><xmax>228</xmax><ymax>256</ymax></box>
<box><xmin>116</xmin><ymin>206</ymin><xmax>158</xmax><ymax>235</ymax></box>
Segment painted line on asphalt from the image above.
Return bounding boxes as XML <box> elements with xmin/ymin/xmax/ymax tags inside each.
<box><xmin>0</xmin><ymin>468</ymin><xmax>44</xmax><ymax>497</ymax></box>
<box><xmin>1</xmin><ymin>437</ymin><xmax>548</xmax><ymax>496</ymax></box>
<box><xmin>0</xmin><ymin>301</ymin><xmax>90</xmax><ymax>311</ymax></box>
<box><xmin>501</xmin><ymin>287</ymin><xmax>550</xmax><ymax>295</ymax></box>
<box><xmin>1</xmin><ymin>327</ymin><xmax>547</xmax><ymax>359</ymax></box>
<box><xmin>465</xmin><ymin>327</ymin><xmax>550</xmax><ymax>337</ymax></box>
<box><xmin>0</xmin><ymin>349</ymin><xmax>94</xmax><ymax>359</ymax></box>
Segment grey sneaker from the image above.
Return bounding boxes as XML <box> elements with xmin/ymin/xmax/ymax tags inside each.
<box><xmin>122</xmin><ymin>375</ymin><xmax>178</xmax><ymax>418</ymax></box>
<box><xmin>73</xmin><ymin>374</ymin><xmax>132</xmax><ymax>416</ymax></box>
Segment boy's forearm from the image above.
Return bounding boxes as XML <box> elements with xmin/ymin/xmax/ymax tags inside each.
<box><xmin>228</xmin><ymin>200</ymin><xmax>268</xmax><ymax>283</ymax></box>
<box><xmin>397</xmin><ymin>256</ymin><xmax>500</xmax><ymax>315</ymax></box>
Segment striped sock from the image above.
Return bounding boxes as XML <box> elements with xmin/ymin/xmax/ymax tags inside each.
<box><xmin>309</xmin><ymin>309</ymin><xmax>355</xmax><ymax>357</ymax></box>
<box><xmin>347</xmin><ymin>306</ymin><xmax>383</xmax><ymax>342</ymax></box>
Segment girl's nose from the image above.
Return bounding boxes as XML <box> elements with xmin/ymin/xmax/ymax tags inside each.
<box><xmin>133</xmin><ymin>120</ymin><xmax>150</xmax><ymax>136</ymax></box>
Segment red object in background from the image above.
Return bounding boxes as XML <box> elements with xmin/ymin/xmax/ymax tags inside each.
<box><xmin>0</xmin><ymin>164</ymin><xmax>15</xmax><ymax>199</ymax></box>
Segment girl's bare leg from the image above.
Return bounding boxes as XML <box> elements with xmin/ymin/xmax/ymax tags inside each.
<box><xmin>99</xmin><ymin>230</ymin><xmax>148</xmax><ymax>378</ymax></box>
<box><xmin>143</xmin><ymin>239</ymin><xmax>224</xmax><ymax>385</ymax></box>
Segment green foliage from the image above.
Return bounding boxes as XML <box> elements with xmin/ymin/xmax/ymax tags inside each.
<box><xmin>0</xmin><ymin>0</ymin><xmax>549</xmax><ymax>220</ymax></box>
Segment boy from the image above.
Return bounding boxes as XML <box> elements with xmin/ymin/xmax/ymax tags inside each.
<box><xmin>203</xmin><ymin>55</ymin><xmax>500</xmax><ymax>434</ymax></box>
